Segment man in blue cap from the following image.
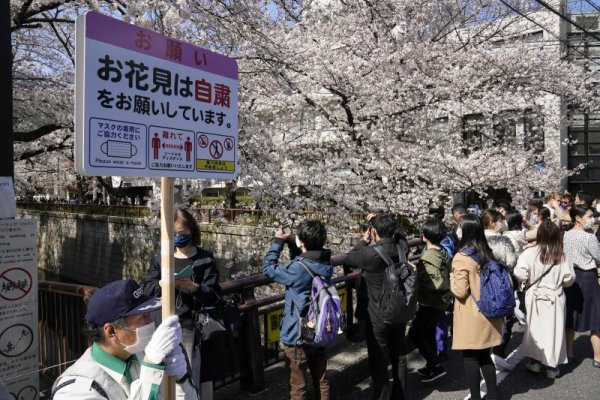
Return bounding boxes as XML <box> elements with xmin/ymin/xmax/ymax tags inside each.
<box><xmin>51</xmin><ymin>279</ymin><xmax>198</xmax><ymax>399</ymax></box>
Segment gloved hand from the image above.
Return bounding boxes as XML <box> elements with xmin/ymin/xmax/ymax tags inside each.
<box><xmin>164</xmin><ymin>345</ymin><xmax>187</xmax><ymax>379</ymax></box>
<box><xmin>144</xmin><ymin>315</ymin><xmax>182</xmax><ymax>364</ymax></box>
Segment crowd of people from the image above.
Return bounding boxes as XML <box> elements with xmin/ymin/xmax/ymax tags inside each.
<box><xmin>50</xmin><ymin>191</ymin><xmax>600</xmax><ymax>399</ymax></box>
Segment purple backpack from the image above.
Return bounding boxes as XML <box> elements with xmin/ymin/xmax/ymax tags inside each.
<box><xmin>296</xmin><ymin>260</ymin><xmax>345</xmax><ymax>347</ymax></box>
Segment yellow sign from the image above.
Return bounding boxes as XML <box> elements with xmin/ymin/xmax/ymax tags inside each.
<box><xmin>265</xmin><ymin>286</ymin><xmax>348</xmax><ymax>344</ymax></box>
<box><xmin>338</xmin><ymin>287</ymin><xmax>347</xmax><ymax>313</ymax></box>
<box><xmin>266</xmin><ymin>308</ymin><xmax>284</xmax><ymax>343</ymax></box>
<box><xmin>196</xmin><ymin>159</ymin><xmax>235</xmax><ymax>171</ymax></box>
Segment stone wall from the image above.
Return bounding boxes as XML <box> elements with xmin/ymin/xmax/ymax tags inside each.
<box><xmin>18</xmin><ymin>210</ymin><xmax>277</xmax><ymax>287</ymax></box>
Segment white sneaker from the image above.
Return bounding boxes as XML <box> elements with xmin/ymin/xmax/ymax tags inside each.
<box><xmin>491</xmin><ymin>353</ymin><xmax>513</xmax><ymax>371</ymax></box>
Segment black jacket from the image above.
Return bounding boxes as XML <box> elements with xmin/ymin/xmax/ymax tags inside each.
<box><xmin>141</xmin><ymin>246</ymin><xmax>221</xmax><ymax>319</ymax></box>
<box><xmin>344</xmin><ymin>237</ymin><xmax>408</xmax><ymax>322</ymax></box>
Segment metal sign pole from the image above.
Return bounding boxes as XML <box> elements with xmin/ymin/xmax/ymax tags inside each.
<box><xmin>160</xmin><ymin>176</ymin><xmax>175</xmax><ymax>400</ymax></box>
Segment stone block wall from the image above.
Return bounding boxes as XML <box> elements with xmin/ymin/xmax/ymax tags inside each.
<box><xmin>18</xmin><ymin>210</ymin><xmax>280</xmax><ymax>287</ymax></box>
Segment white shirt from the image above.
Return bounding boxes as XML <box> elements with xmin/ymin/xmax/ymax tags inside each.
<box><xmin>563</xmin><ymin>229</ymin><xmax>600</xmax><ymax>271</ymax></box>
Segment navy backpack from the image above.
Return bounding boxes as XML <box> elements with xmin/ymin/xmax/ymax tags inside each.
<box><xmin>461</xmin><ymin>248</ymin><xmax>515</xmax><ymax>318</ymax></box>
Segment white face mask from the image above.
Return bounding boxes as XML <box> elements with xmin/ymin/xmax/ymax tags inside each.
<box><xmin>585</xmin><ymin>218</ymin><xmax>594</xmax><ymax>230</ymax></box>
<box><xmin>456</xmin><ymin>228</ymin><xmax>463</xmax><ymax>241</ymax></box>
<box><xmin>120</xmin><ymin>321</ymin><xmax>156</xmax><ymax>355</ymax></box>
<box><xmin>295</xmin><ymin>236</ymin><xmax>303</xmax><ymax>249</ymax></box>
<box><xmin>596</xmin><ymin>204</ymin><xmax>600</xmax><ymax>214</ymax></box>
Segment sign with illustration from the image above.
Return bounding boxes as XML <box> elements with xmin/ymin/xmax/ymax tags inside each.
<box><xmin>0</xmin><ymin>220</ymin><xmax>38</xmax><ymax>398</ymax></box>
<box><xmin>75</xmin><ymin>11</ymin><xmax>239</xmax><ymax>179</ymax></box>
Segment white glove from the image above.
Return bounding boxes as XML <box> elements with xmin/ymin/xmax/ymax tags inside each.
<box><xmin>164</xmin><ymin>345</ymin><xmax>187</xmax><ymax>379</ymax></box>
<box><xmin>144</xmin><ymin>315</ymin><xmax>182</xmax><ymax>364</ymax></box>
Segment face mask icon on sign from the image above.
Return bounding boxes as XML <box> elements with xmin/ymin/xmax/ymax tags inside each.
<box><xmin>101</xmin><ymin>140</ymin><xmax>138</xmax><ymax>158</ymax></box>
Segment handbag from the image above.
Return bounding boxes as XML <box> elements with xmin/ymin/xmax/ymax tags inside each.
<box><xmin>194</xmin><ymin>298</ymin><xmax>241</xmax><ymax>341</ymax></box>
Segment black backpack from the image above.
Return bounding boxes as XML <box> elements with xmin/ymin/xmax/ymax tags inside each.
<box><xmin>373</xmin><ymin>242</ymin><xmax>418</xmax><ymax>324</ymax></box>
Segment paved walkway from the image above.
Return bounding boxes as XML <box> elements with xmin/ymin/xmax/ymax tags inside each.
<box><xmin>215</xmin><ymin>328</ymin><xmax>600</xmax><ymax>400</ymax></box>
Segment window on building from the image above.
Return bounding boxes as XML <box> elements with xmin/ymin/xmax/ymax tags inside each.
<box><xmin>568</xmin><ymin>32</ymin><xmax>600</xmax><ymax>73</ymax></box>
<box><xmin>462</xmin><ymin>114</ymin><xmax>484</xmax><ymax>153</ymax></box>
<box><xmin>568</xmin><ymin>109</ymin><xmax>600</xmax><ymax>182</ymax></box>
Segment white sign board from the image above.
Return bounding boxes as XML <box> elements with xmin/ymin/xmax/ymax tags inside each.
<box><xmin>0</xmin><ymin>220</ymin><xmax>38</xmax><ymax>399</ymax></box>
<box><xmin>75</xmin><ymin>12</ymin><xmax>239</xmax><ymax>179</ymax></box>
<box><xmin>0</xmin><ymin>177</ymin><xmax>16</xmax><ymax>219</ymax></box>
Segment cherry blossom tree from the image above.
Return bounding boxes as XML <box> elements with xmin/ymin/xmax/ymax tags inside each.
<box><xmin>10</xmin><ymin>0</ymin><xmax>599</xmax><ymax>222</ymax></box>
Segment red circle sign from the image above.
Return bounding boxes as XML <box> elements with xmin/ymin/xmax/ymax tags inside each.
<box><xmin>209</xmin><ymin>140</ymin><xmax>224</xmax><ymax>159</ymax></box>
<box><xmin>224</xmin><ymin>137</ymin><xmax>234</xmax><ymax>151</ymax></box>
<box><xmin>0</xmin><ymin>268</ymin><xmax>33</xmax><ymax>301</ymax></box>
<box><xmin>198</xmin><ymin>134</ymin><xmax>209</xmax><ymax>148</ymax></box>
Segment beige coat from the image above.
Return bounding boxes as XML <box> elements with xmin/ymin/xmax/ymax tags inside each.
<box><xmin>451</xmin><ymin>252</ymin><xmax>503</xmax><ymax>350</ymax></box>
<box><xmin>514</xmin><ymin>247</ymin><xmax>575</xmax><ymax>367</ymax></box>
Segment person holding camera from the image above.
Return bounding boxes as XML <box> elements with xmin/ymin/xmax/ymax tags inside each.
<box><xmin>262</xmin><ymin>219</ymin><xmax>333</xmax><ymax>400</ymax></box>
<box><xmin>343</xmin><ymin>213</ymin><xmax>410</xmax><ymax>400</ymax></box>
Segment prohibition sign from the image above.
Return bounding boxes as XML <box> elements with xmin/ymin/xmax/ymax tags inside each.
<box><xmin>0</xmin><ymin>268</ymin><xmax>32</xmax><ymax>301</ymax></box>
<box><xmin>209</xmin><ymin>140</ymin><xmax>224</xmax><ymax>159</ymax></box>
<box><xmin>15</xmin><ymin>386</ymin><xmax>37</xmax><ymax>400</ymax></box>
<box><xmin>224</xmin><ymin>137</ymin><xmax>234</xmax><ymax>151</ymax></box>
<box><xmin>0</xmin><ymin>324</ymin><xmax>34</xmax><ymax>358</ymax></box>
<box><xmin>198</xmin><ymin>134</ymin><xmax>209</xmax><ymax>148</ymax></box>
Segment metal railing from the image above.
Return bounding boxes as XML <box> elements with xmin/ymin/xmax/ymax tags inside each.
<box><xmin>38</xmin><ymin>281</ymin><xmax>97</xmax><ymax>381</ymax></box>
<box><xmin>38</xmin><ymin>238</ymin><xmax>423</xmax><ymax>394</ymax></box>
<box><xmin>19</xmin><ymin>202</ymin><xmax>150</xmax><ymax>218</ymax></box>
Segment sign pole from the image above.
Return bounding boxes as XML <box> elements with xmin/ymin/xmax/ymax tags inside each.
<box><xmin>0</xmin><ymin>0</ymin><xmax>14</xmax><ymax>178</ymax></box>
<box><xmin>160</xmin><ymin>176</ymin><xmax>175</xmax><ymax>400</ymax></box>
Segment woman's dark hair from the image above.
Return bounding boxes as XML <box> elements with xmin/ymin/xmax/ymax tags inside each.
<box><xmin>421</xmin><ymin>218</ymin><xmax>447</xmax><ymax>245</ymax></box>
<box><xmin>458</xmin><ymin>214</ymin><xmax>495</xmax><ymax>266</ymax></box>
<box><xmin>174</xmin><ymin>208</ymin><xmax>201</xmax><ymax>246</ymax></box>
<box><xmin>536</xmin><ymin>221</ymin><xmax>564</xmax><ymax>265</ymax></box>
<box><xmin>576</xmin><ymin>190</ymin><xmax>593</xmax><ymax>207</ymax></box>
<box><xmin>505</xmin><ymin>209</ymin><xmax>523</xmax><ymax>231</ymax></box>
<box><xmin>569</xmin><ymin>204</ymin><xmax>591</xmax><ymax>222</ymax></box>
<box><xmin>481</xmin><ymin>209</ymin><xmax>502</xmax><ymax>230</ymax></box>
<box><xmin>538</xmin><ymin>207</ymin><xmax>551</xmax><ymax>222</ymax></box>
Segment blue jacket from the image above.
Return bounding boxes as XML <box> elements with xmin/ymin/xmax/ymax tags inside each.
<box><xmin>262</xmin><ymin>239</ymin><xmax>333</xmax><ymax>346</ymax></box>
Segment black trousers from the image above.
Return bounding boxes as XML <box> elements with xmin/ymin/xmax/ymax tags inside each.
<box><xmin>408</xmin><ymin>305</ymin><xmax>443</xmax><ymax>369</ymax></box>
<box><xmin>462</xmin><ymin>349</ymin><xmax>498</xmax><ymax>400</ymax></box>
<box><xmin>365</xmin><ymin>314</ymin><xmax>407</xmax><ymax>400</ymax></box>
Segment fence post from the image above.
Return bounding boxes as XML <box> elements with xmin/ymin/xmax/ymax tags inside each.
<box><xmin>239</xmin><ymin>287</ymin><xmax>265</xmax><ymax>393</ymax></box>
<box><xmin>344</xmin><ymin>271</ymin><xmax>354</xmax><ymax>329</ymax></box>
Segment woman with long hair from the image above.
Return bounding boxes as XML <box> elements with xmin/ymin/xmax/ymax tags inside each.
<box><xmin>514</xmin><ymin>221</ymin><xmax>575</xmax><ymax>379</ymax></box>
<box><xmin>481</xmin><ymin>209</ymin><xmax>518</xmax><ymax>370</ymax></box>
<box><xmin>451</xmin><ymin>214</ymin><xmax>503</xmax><ymax>400</ymax></box>
<box><xmin>563</xmin><ymin>205</ymin><xmax>600</xmax><ymax>368</ymax></box>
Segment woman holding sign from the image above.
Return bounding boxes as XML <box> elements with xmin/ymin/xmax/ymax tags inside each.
<box><xmin>141</xmin><ymin>208</ymin><xmax>223</xmax><ymax>396</ymax></box>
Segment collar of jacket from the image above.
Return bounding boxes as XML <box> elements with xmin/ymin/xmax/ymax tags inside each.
<box><xmin>91</xmin><ymin>342</ymin><xmax>138</xmax><ymax>384</ymax></box>
<box><xmin>301</xmin><ymin>249</ymin><xmax>332</xmax><ymax>264</ymax></box>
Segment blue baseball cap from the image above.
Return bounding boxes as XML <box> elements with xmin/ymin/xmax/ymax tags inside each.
<box><xmin>86</xmin><ymin>279</ymin><xmax>161</xmax><ymax>327</ymax></box>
